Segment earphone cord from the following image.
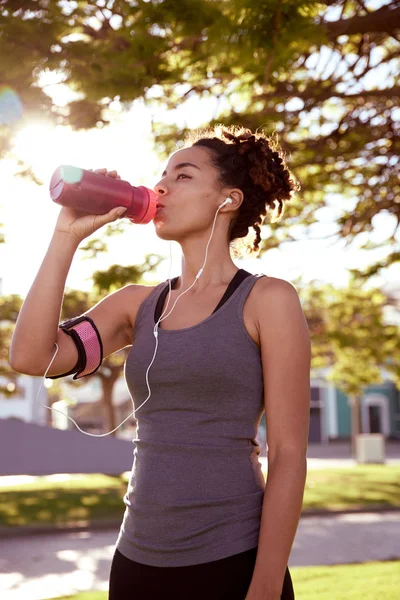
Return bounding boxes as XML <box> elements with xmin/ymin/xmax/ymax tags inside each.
<box><xmin>36</xmin><ymin>200</ymin><xmax>228</xmax><ymax>437</ymax></box>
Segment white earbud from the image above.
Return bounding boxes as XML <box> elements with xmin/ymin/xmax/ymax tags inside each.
<box><xmin>219</xmin><ymin>197</ymin><xmax>233</xmax><ymax>208</ymax></box>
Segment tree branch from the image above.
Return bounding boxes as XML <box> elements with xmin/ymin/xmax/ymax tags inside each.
<box><xmin>260</xmin><ymin>85</ymin><xmax>400</xmax><ymax>104</ymax></box>
<box><xmin>324</xmin><ymin>5</ymin><xmax>400</xmax><ymax>38</ymax></box>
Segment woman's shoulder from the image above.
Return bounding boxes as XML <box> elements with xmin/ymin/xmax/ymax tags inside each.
<box><xmin>252</xmin><ymin>275</ymin><xmax>300</xmax><ymax>307</ymax></box>
<box><xmin>256</xmin><ymin>274</ymin><xmax>297</xmax><ymax>292</ymax></box>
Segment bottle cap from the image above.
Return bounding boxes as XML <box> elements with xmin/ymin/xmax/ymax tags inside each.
<box><xmin>129</xmin><ymin>186</ymin><xmax>157</xmax><ymax>224</ymax></box>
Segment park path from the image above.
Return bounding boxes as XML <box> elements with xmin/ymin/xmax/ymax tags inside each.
<box><xmin>1</xmin><ymin>510</ymin><xmax>399</xmax><ymax>600</ymax></box>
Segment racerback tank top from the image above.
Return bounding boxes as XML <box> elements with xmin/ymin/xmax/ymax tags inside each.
<box><xmin>116</xmin><ymin>269</ymin><xmax>267</xmax><ymax>567</ymax></box>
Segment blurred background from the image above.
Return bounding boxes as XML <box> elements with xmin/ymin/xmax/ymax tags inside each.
<box><xmin>0</xmin><ymin>1</ymin><xmax>399</xmax><ymax>599</ymax></box>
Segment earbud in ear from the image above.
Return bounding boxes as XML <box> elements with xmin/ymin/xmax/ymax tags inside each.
<box><xmin>219</xmin><ymin>197</ymin><xmax>233</xmax><ymax>208</ymax></box>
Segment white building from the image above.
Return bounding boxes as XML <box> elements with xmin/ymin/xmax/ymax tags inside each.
<box><xmin>0</xmin><ymin>374</ymin><xmax>48</xmax><ymax>425</ymax></box>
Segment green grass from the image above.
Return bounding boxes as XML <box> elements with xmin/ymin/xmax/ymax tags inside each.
<box><xmin>53</xmin><ymin>560</ymin><xmax>400</xmax><ymax>600</ymax></box>
<box><xmin>302</xmin><ymin>464</ymin><xmax>400</xmax><ymax>511</ymax></box>
<box><xmin>0</xmin><ymin>474</ymin><xmax>128</xmax><ymax>528</ymax></box>
<box><xmin>291</xmin><ymin>560</ymin><xmax>400</xmax><ymax>599</ymax></box>
<box><xmin>0</xmin><ymin>466</ymin><xmax>399</xmax><ymax>529</ymax></box>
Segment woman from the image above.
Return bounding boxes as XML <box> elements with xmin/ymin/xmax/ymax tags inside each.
<box><xmin>10</xmin><ymin>125</ymin><xmax>311</xmax><ymax>599</ymax></box>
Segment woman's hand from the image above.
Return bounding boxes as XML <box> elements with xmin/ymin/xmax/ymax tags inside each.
<box><xmin>54</xmin><ymin>168</ymin><xmax>127</xmax><ymax>242</ymax></box>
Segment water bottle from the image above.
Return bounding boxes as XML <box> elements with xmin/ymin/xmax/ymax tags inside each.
<box><xmin>49</xmin><ymin>165</ymin><xmax>157</xmax><ymax>224</ymax></box>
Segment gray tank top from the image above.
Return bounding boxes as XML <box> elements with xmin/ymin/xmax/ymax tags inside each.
<box><xmin>116</xmin><ymin>271</ymin><xmax>267</xmax><ymax>567</ymax></box>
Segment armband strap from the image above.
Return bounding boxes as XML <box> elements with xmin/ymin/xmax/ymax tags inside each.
<box><xmin>46</xmin><ymin>315</ymin><xmax>103</xmax><ymax>380</ymax></box>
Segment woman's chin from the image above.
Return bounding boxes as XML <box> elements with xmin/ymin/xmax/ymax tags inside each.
<box><xmin>153</xmin><ymin>222</ymin><xmax>175</xmax><ymax>241</ymax></box>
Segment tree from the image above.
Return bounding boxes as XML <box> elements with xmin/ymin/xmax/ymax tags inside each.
<box><xmin>0</xmin><ymin>294</ymin><xmax>21</xmax><ymax>396</ymax></box>
<box><xmin>1</xmin><ymin>0</ymin><xmax>398</xmax><ymax>278</ymax></box>
<box><xmin>301</xmin><ymin>274</ymin><xmax>400</xmax><ymax>458</ymax></box>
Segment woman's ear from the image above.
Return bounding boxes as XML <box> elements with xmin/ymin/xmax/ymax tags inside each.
<box><xmin>228</xmin><ymin>189</ymin><xmax>244</xmax><ymax>211</ymax></box>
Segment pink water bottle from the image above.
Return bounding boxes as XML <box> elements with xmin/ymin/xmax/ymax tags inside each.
<box><xmin>49</xmin><ymin>165</ymin><xmax>157</xmax><ymax>224</ymax></box>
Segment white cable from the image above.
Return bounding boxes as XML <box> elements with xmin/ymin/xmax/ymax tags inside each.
<box><xmin>37</xmin><ymin>202</ymin><xmax>225</xmax><ymax>436</ymax></box>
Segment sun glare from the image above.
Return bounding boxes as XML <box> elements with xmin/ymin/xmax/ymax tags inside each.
<box><xmin>13</xmin><ymin>123</ymin><xmax>56</xmax><ymax>161</ymax></box>
<box><xmin>11</xmin><ymin>122</ymin><xmax>76</xmax><ymax>178</ymax></box>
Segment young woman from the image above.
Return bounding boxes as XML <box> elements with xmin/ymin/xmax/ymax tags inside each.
<box><xmin>10</xmin><ymin>125</ymin><xmax>311</xmax><ymax>600</ymax></box>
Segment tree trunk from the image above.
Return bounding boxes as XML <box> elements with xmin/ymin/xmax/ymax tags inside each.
<box><xmin>101</xmin><ymin>376</ymin><xmax>117</xmax><ymax>436</ymax></box>
<box><xmin>349</xmin><ymin>393</ymin><xmax>362</xmax><ymax>461</ymax></box>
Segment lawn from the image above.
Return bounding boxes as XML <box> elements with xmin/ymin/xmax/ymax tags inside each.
<box><xmin>0</xmin><ymin>465</ymin><xmax>399</xmax><ymax>529</ymax></box>
<box><xmin>301</xmin><ymin>464</ymin><xmax>400</xmax><ymax>511</ymax></box>
<box><xmin>291</xmin><ymin>560</ymin><xmax>400</xmax><ymax>599</ymax></box>
<box><xmin>53</xmin><ymin>560</ymin><xmax>400</xmax><ymax>600</ymax></box>
<box><xmin>0</xmin><ymin>474</ymin><xmax>126</xmax><ymax>528</ymax></box>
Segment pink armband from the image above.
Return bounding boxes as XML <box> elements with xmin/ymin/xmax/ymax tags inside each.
<box><xmin>47</xmin><ymin>315</ymin><xmax>103</xmax><ymax>380</ymax></box>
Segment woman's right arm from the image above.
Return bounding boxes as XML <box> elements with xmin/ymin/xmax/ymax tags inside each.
<box><xmin>10</xmin><ymin>231</ymin><xmax>83</xmax><ymax>376</ymax></box>
<box><xmin>9</xmin><ymin>169</ymin><xmax>132</xmax><ymax>378</ymax></box>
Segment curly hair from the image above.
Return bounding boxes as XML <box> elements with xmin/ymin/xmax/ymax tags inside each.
<box><xmin>184</xmin><ymin>124</ymin><xmax>299</xmax><ymax>258</ymax></box>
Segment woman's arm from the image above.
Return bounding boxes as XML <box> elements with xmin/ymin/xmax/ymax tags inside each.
<box><xmin>246</xmin><ymin>278</ymin><xmax>311</xmax><ymax>600</ymax></box>
<box><xmin>10</xmin><ymin>169</ymin><xmax>128</xmax><ymax>376</ymax></box>
<box><xmin>9</xmin><ymin>231</ymin><xmax>80</xmax><ymax>373</ymax></box>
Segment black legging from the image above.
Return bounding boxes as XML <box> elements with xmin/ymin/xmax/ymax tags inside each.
<box><xmin>109</xmin><ymin>547</ymin><xmax>295</xmax><ymax>600</ymax></box>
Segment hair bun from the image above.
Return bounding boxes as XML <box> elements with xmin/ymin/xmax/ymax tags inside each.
<box><xmin>230</xmin><ymin>133</ymin><xmax>258</xmax><ymax>156</ymax></box>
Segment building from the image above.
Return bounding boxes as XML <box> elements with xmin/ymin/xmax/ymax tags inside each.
<box><xmin>255</xmin><ymin>372</ymin><xmax>400</xmax><ymax>449</ymax></box>
<box><xmin>307</xmin><ymin>378</ymin><xmax>400</xmax><ymax>443</ymax></box>
<box><xmin>0</xmin><ymin>373</ymin><xmax>48</xmax><ymax>425</ymax></box>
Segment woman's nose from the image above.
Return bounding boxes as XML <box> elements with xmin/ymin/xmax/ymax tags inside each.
<box><xmin>154</xmin><ymin>182</ymin><xmax>167</xmax><ymax>195</ymax></box>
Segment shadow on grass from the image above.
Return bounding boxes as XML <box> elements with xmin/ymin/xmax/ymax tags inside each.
<box><xmin>0</xmin><ymin>486</ymin><xmax>126</xmax><ymax>527</ymax></box>
<box><xmin>302</xmin><ymin>466</ymin><xmax>400</xmax><ymax>510</ymax></box>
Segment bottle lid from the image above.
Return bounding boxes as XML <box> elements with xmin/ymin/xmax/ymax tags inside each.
<box><xmin>129</xmin><ymin>186</ymin><xmax>157</xmax><ymax>224</ymax></box>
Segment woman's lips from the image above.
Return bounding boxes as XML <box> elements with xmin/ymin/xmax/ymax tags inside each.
<box><xmin>155</xmin><ymin>205</ymin><xmax>166</xmax><ymax>218</ymax></box>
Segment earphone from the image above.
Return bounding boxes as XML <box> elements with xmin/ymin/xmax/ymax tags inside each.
<box><xmin>37</xmin><ymin>197</ymin><xmax>234</xmax><ymax>437</ymax></box>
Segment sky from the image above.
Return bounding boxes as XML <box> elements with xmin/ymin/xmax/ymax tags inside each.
<box><xmin>0</xmin><ymin>28</ymin><xmax>399</xmax><ymax>301</ymax></box>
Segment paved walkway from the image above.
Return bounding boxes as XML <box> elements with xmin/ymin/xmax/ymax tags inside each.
<box><xmin>1</xmin><ymin>511</ymin><xmax>399</xmax><ymax>600</ymax></box>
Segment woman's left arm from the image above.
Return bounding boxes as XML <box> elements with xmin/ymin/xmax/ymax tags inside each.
<box><xmin>245</xmin><ymin>278</ymin><xmax>311</xmax><ymax>600</ymax></box>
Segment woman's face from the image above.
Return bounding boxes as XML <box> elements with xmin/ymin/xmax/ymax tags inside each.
<box><xmin>152</xmin><ymin>145</ymin><xmax>228</xmax><ymax>241</ymax></box>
